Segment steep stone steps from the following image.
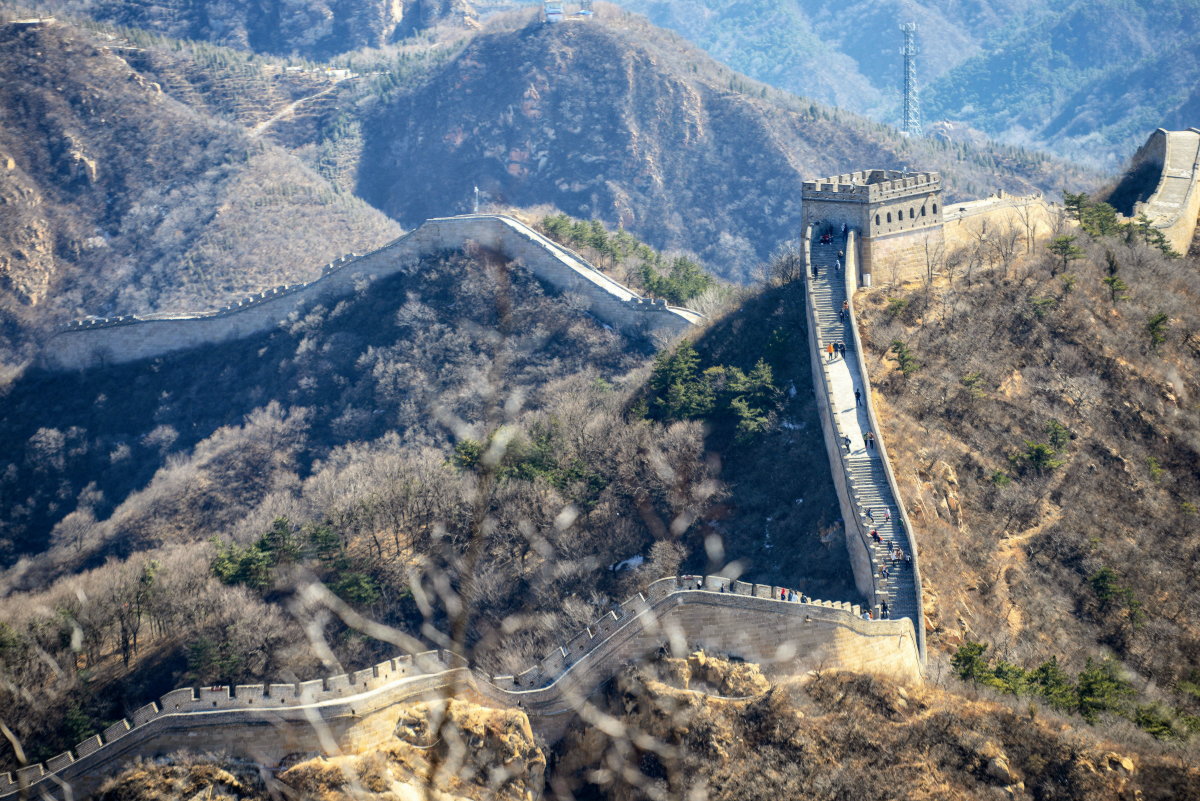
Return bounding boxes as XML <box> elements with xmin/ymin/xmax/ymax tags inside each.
<box><xmin>806</xmin><ymin>231</ymin><xmax>922</xmax><ymax>628</ymax></box>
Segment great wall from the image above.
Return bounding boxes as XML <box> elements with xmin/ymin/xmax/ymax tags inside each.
<box><xmin>16</xmin><ymin>130</ymin><xmax>1200</xmax><ymax>797</ymax></box>
<box><xmin>43</xmin><ymin>214</ymin><xmax>702</xmax><ymax>371</ymax></box>
<box><xmin>1108</xmin><ymin>127</ymin><xmax>1200</xmax><ymax>256</ymax></box>
<box><xmin>1</xmin><ymin>577</ymin><xmax>919</xmax><ymax>800</ymax></box>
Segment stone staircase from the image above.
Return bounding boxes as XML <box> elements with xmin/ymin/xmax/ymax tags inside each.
<box><xmin>807</xmin><ymin>234</ymin><xmax>920</xmax><ymax>626</ymax></box>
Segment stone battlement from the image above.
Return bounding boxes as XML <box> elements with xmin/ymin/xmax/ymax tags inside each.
<box><xmin>803</xmin><ymin>167</ymin><xmax>943</xmax><ymax>282</ymax></box>
<box><xmin>44</xmin><ymin>214</ymin><xmax>702</xmax><ymax>371</ymax></box>
<box><xmin>802</xmin><ymin>170</ymin><xmax>941</xmax><ymax>203</ymax></box>
<box><xmin>0</xmin><ymin>576</ymin><xmax>919</xmax><ymax>800</ymax></box>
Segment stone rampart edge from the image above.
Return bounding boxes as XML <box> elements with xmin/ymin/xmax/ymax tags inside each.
<box><xmin>842</xmin><ymin>231</ymin><xmax>927</xmax><ymax>660</ymax></box>
<box><xmin>0</xmin><ymin>575</ymin><xmax>913</xmax><ymax>798</ymax></box>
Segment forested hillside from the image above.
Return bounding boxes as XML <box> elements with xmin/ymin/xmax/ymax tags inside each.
<box><xmin>0</xmin><ymin>231</ymin><xmax>854</xmax><ymax>774</ymax></box>
<box><xmin>0</xmin><ymin>5</ymin><xmax>1097</xmax><ymax>368</ymax></box>
<box><xmin>858</xmin><ymin>200</ymin><xmax>1200</xmax><ymax>739</ymax></box>
<box><xmin>0</xmin><ymin>14</ymin><xmax>400</xmax><ymax>362</ymax></box>
<box><xmin>0</xmin><ymin>0</ymin><xmax>477</xmax><ymax>57</ymax></box>
<box><xmin>356</xmin><ymin>8</ymin><xmax>1094</xmax><ymax>282</ymax></box>
<box><xmin>619</xmin><ymin>0</ymin><xmax>1200</xmax><ymax>168</ymax></box>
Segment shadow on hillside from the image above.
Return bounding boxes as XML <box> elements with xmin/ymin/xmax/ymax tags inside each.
<box><xmin>682</xmin><ymin>282</ymin><xmax>859</xmax><ymax>602</ymax></box>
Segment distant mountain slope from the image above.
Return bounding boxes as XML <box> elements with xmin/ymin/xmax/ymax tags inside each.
<box><xmin>0</xmin><ymin>16</ymin><xmax>400</xmax><ymax>358</ymax></box>
<box><xmin>613</xmin><ymin>0</ymin><xmax>1199</xmax><ymax>168</ymax></box>
<box><xmin>927</xmin><ymin>0</ymin><xmax>1200</xmax><ymax>167</ymax></box>
<box><xmin>357</xmin><ymin>12</ymin><xmax>1094</xmax><ymax>282</ymax></box>
<box><xmin>620</xmin><ymin>0</ymin><xmax>1038</xmax><ymax>120</ymax></box>
<box><xmin>0</xmin><ymin>0</ymin><xmax>477</xmax><ymax>57</ymax></box>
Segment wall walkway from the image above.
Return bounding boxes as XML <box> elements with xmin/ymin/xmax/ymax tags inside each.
<box><xmin>44</xmin><ymin>214</ymin><xmax>702</xmax><ymax>371</ymax></box>
<box><xmin>1130</xmin><ymin>128</ymin><xmax>1200</xmax><ymax>256</ymax></box>
<box><xmin>0</xmin><ymin>575</ymin><xmax>919</xmax><ymax>800</ymax></box>
<box><xmin>803</xmin><ymin>226</ymin><xmax>926</xmax><ymax>659</ymax></box>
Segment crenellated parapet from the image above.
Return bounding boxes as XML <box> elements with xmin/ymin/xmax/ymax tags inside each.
<box><xmin>44</xmin><ymin>214</ymin><xmax>702</xmax><ymax>371</ymax></box>
<box><xmin>802</xmin><ymin>169</ymin><xmax>943</xmax><ymax>284</ymax></box>
<box><xmin>0</xmin><ymin>576</ymin><xmax>918</xmax><ymax>800</ymax></box>
<box><xmin>801</xmin><ymin>169</ymin><xmax>940</xmax><ymax>204</ymax></box>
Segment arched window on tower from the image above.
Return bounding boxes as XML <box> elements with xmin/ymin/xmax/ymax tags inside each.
<box><xmin>909</xmin><ymin>207</ymin><xmax>915</xmax><ymax>219</ymax></box>
<box><xmin>875</xmin><ymin>214</ymin><xmax>880</xmax><ymax>226</ymax></box>
<box><xmin>886</xmin><ymin>212</ymin><xmax>892</xmax><ymax>223</ymax></box>
<box><xmin>920</xmin><ymin>206</ymin><xmax>926</xmax><ymax>216</ymax></box>
<box><xmin>932</xmin><ymin>202</ymin><xmax>938</xmax><ymax>214</ymax></box>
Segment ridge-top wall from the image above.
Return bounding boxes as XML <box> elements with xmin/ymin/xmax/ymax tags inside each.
<box><xmin>1130</xmin><ymin>128</ymin><xmax>1200</xmax><ymax>256</ymax></box>
<box><xmin>43</xmin><ymin>215</ymin><xmax>699</xmax><ymax>371</ymax></box>
<box><xmin>1</xmin><ymin>577</ymin><xmax>919</xmax><ymax>801</ymax></box>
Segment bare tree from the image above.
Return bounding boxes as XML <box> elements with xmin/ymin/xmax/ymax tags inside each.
<box><xmin>990</xmin><ymin>217</ymin><xmax>1023</xmax><ymax>279</ymax></box>
<box><xmin>1012</xmin><ymin>199</ymin><xmax>1041</xmax><ymax>253</ymax></box>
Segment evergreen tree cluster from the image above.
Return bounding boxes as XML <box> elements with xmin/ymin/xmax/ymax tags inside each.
<box><xmin>952</xmin><ymin>640</ymin><xmax>1200</xmax><ymax>739</ymax></box>
<box><xmin>1063</xmin><ymin>191</ymin><xmax>1180</xmax><ymax>258</ymax></box>
<box><xmin>643</xmin><ymin>341</ymin><xmax>781</xmax><ymax>442</ymax></box>
<box><xmin>540</xmin><ymin>214</ymin><xmax>714</xmax><ymax>305</ymax></box>
<box><xmin>212</xmin><ymin>517</ymin><xmax>380</xmax><ymax>606</ymax></box>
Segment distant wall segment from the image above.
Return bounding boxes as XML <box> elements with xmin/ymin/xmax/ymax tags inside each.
<box><xmin>43</xmin><ymin>214</ymin><xmax>701</xmax><ymax>371</ymax></box>
<box><xmin>1128</xmin><ymin>128</ymin><xmax>1200</xmax><ymax>256</ymax></box>
<box><xmin>0</xmin><ymin>576</ymin><xmax>919</xmax><ymax>800</ymax></box>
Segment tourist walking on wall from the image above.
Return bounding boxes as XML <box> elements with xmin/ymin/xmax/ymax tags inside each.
<box><xmin>843</xmin><ymin>435</ymin><xmax>852</xmax><ymax>452</ymax></box>
<box><xmin>827</xmin><ymin>342</ymin><xmax>835</xmax><ymax>361</ymax></box>
<box><xmin>854</xmin><ymin>388</ymin><xmax>862</xmax><ymax>407</ymax></box>
<box><xmin>866</xmin><ymin>431</ymin><xmax>876</xmax><ymax>449</ymax></box>
<box><xmin>866</xmin><ymin>507</ymin><xmax>874</xmax><ymax>522</ymax></box>
<box><xmin>881</xmin><ymin>600</ymin><xmax>890</xmax><ymax>619</ymax></box>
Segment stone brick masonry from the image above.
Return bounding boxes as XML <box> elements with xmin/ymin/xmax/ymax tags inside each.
<box><xmin>44</xmin><ymin>214</ymin><xmax>702</xmax><ymax>371</ymax></box>
<box><xmin>0</xmin><ymin>578</ymin><xmax>920</xmax><ymax>801</ymax></box>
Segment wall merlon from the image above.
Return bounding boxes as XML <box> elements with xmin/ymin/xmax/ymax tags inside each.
<box><xmin>268</xmin><ymin>683</ymin><xmax>298</xmax><ymax>703</ymax></box>
<box><xmin>74</xmin><ymin>735</ymin><xmax>103</xmax><ymax>758</ymax></box>
<box><xmin>198</xmin><ymin>687</ymin><xmax>232</xmax><ymax>708</ymax></box>
<box><xmin>159</xmin><ymin>688</ymin><xmax>196</xmax><ymax>712</ymax></box>
<box><xmin>413</xmin><ymin>651</ymin><xmax>444</xmax><ymax>674</ymax></box>
<box><xmin>45</xmin><ymin>754</ymin><xmax>74</xmax><ymax>773</ymax></box>
<box><xmin>101</xmin><ymin>720</ymin><xmax>130</xmax><ymax>744</ymax></box>
<box><xmin>324</xmin><ymin>674</ymin><xmax>351</xmax><ymax>695</ymax></box>
<box><xmin>297</xmin><ymin>679</ymin><xmax>324</xmax><ymax>702</ymax></box>
<box><xmin>235</xmin><ymin>685</ymin><xmax>265</xmax><ymax>704</ymax></box>
<box><xmin>14</xmin><ymin>765</ymin><xmax>43</xmax><ymax>783</ymax></box>
<box><xmin>132</xmin><ymin>703</ymin><xmax>160</xmax><ymax>726</ymax></box>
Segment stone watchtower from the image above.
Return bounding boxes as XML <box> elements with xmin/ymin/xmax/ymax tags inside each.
<box><xmin>802</xmin><ymin>169</ymin><xmax>943</xmax><ymax>284</ymax></box>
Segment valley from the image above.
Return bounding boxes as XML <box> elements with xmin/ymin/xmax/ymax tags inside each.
<box><xmin>0</xmin><ymin>2</ymin><xmax>1198</xmax><ymax>800</ymax></box>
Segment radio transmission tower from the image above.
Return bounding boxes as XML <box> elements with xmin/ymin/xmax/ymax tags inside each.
<box><xmin>900</xmin><ymin>22</ymin><xmax>922</xmax><ymax>136</ymax></box>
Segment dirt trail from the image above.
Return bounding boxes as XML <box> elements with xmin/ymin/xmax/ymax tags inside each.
<box><xmin>249</xmin><ymin>82</ymin><xmax>342</xmax><ymax>138</ymax></box>
<box><xmin>992</xmin><ymin>501</ymin><xmax>1063</xmax><ymax>637</ymax></box>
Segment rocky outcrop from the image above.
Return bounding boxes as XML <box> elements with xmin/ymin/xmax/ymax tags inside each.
<box><xmin>277</xmin><ymin>699</ymin><xmax>544</xmax><ymax>801</ymax></box>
